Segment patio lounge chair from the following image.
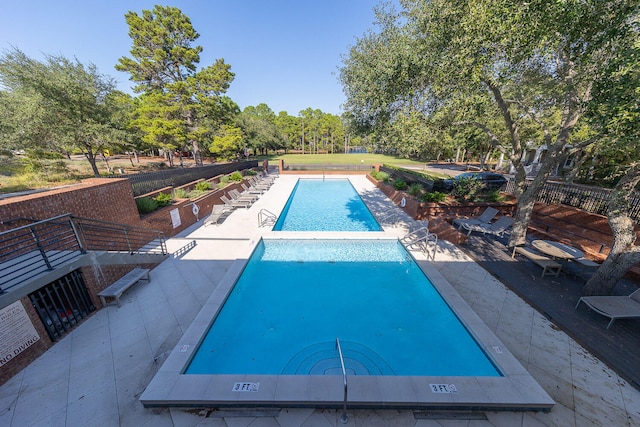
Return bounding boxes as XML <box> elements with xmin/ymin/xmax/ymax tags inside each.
<box><xmin>221</xmin><ymin>194</ymin><xmax>251</xmax><ymax>209</ymax></box>
<box><xmin>205</xmin><ymin>204</ymin><xmax>231</xmax><ymax>226</ymax></box>
<box><xmin>462</xmin><ymin>216</ymin><xmax>514</xmax><ymax>237</ymax></box>
<box><xmin>242</xmin><ymin>182</ymin><xmax>264</xmax><ymax>195</ymax></box>
<box><xmin>249</xmin><ymin>176</ymin><xmax>271</xmax><ymax>190</ymax></box>
<box><xmin>229</xmin><ymin>188</ymin><xmax>258</xmax><ymax>203</ymax></box>
<box><xmin>453</xmin><ymin>207</ymin><xmax>499</xmax><ymax>229</ymax></box>
<box><xmin>575</xmin><ymin>288</ymin><xmax>640</xmax><ymax>329</ymax></box>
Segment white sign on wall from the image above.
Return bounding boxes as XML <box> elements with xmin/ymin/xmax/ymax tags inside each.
<box><xmin>170</xmin><ymin>208</ymin><xmax>181</xmax><ymax>229</ymax></box>
<box><xmin>0</xmin><ymin>301</ymin><xmax>41</xmax><ymax>367</ymax></box>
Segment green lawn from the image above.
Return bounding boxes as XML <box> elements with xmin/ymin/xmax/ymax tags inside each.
<box><xmin>265</xmin><ymin>153</ymin><xmax>426</xmax><ymax>167</ymax></box>
<box><xmin>0</xmin><ymin>152</ymin><xmax>440</xmax><ymax>194</ymax></box>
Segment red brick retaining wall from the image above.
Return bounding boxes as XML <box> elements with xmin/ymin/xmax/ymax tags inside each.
<box><xmin>0</xmin><ymin>178</ymin><xmax>140</xmax><ymax>230</ymax></box>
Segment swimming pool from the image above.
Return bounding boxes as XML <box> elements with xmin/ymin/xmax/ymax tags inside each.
<box><xmin>186</xmin><ymin>239</ymin><xmax>500</xmax><ymax>377</ymax></box>
<box><xmin>140</xmin><ymin>175</ymin><xmax>554</xmax><ymax>411</ymax></box>
<box><xmin>273</xmin><ymin>179</ymin><xmax>380</xmax><ymax>231</ymax></box>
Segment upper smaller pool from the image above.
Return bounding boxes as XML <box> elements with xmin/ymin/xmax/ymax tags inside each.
<box><xmin>273</xmin><ymin>179</ymin><xmax>381</xmax><ymax>231</ymax></box>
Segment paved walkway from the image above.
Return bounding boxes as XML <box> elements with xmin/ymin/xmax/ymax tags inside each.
<box><xmin>1</xmin><ymin>174</ymin><xmax>639</xmax><ymax>426</ymax></box>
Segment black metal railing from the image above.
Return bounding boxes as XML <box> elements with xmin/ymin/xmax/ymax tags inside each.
<box><xmin>0</xmin><ymin>214</ymin><xmax>166</xmax><ymax>293</ymax></box>
<box><xmin>505</xmin><ymin>178</ymin><xmax>640</xmax><ymax>222</ymax></box>
<box><xmin>106</xmin><ymin>161</ymin><xmax>257</xmax><ymax>196</ymax></box>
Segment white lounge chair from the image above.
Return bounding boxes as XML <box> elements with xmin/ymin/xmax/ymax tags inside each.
<box><xmin>453</xmin><ymin>207</ymin><xmax>499</xmax><ymax>229</ymax></box>
<box><xmin>205</xmin><ymin>204</ymin><xmax>231</xmax><ymax>226</ymax></box>
<box><xmin>575</xmin><ymin>288</ymin><xmax>640</xmax><ymax>329</ymax></box>
<box><xmin>249</xmin><ymin>176</ymin><xmax>271</xmax><ymax>190</ymax></box>
<box><xmin>221</xmin><ymin>194</ymin><xmax>251</xmax><ymax>209</ymax></box>
<box><xmin>242</xmin><ymin>182</ymin><xmax>264</xmax><ymax>195</ymax></box>
<box><xmin>229</xmin><ymin>189</ymin><xmax>257</xmax><ymax>203</ymax></box>
<box><xmin>462</xmin><ymin>216</ymin><xmax>514</xmax><ymax>237</ymax></box>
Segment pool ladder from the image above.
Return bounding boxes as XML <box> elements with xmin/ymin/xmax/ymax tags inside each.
<box><xmin>258</xmin><ymin>209</ymin><xmax>278</xmax><ymax>227</ymax></box>
<box><xmin>336</xmin><ymin>337</ymin><xmax>348</xmax><ymax>424</ymax></box>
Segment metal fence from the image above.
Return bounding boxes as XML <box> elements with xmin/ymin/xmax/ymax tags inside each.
<box><xmin>505</xmin><ymin>178</ymin><xmax>640</xmax><ymax>222</ymax></box>
<box><xmin>285</xmin><ymin>163</ymin><xmax>372</xmax><ymax>171</ymax></box>
<box><xmin>106</xmin><ymin>161</ymin><xmax>257</xmax><ymax>196</ymax></box>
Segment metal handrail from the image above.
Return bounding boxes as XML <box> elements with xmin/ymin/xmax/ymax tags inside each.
<box><xmin>0</xmin><ymin>214</ymin><xmax>166</xmax><ymax>293</ymax></box>
<box><xmin>335</xmin><ymin>337</ymin><xmax>348</xmax><ymax>424</ymax></box>
<box><xmin>258</xmin><ymin>209</ymin><xmax>278</xmax><ymax>227</ymax></box>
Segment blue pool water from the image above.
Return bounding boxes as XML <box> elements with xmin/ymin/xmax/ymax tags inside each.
<box><xmin>186</xmin><ymin>239</ymin><xmax>500</xmax><ymax>377</ymax></box>
<box><xmin>273</xmin><ymin>179</ymin><xmax>381</xmax><ymax>231</ymax></box>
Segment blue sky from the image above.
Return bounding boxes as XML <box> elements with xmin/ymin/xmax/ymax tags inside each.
<box><xmin>0</xmin><ymin>1</ymin><xmax>386</xmax><ymax>116</ymax></box>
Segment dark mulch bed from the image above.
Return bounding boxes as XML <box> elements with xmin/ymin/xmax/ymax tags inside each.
<box><xmin>461</xmin><ymin>233</ymin><xmax>640</xmax><ymax>391</ymax></box>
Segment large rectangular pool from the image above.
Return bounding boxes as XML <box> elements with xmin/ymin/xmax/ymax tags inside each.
<box><xmin>186</xmin><ymin>239</ymin><xmax>500</xmax><ymax>377</ymax></box>
<box><xmin>273</xmin><ymin>179</ymin><xmax>380</xmax><ymax>231</ymax></box>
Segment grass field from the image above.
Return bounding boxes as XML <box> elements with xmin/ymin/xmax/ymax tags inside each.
<box><xmin>0</xmin><ymin>152</ymin><xmax>437</xmax><ymax>194</ymax></box>
<box><xmin>267</xmin><ymin>153</ymin><xmax>425</xmax><ymax>167</ymax></box>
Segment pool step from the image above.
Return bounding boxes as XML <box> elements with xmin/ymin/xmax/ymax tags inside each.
<box><xmin>282</xmin><ymin>340</ymin><xmax>395</xmax><ymax>375</ymax></box>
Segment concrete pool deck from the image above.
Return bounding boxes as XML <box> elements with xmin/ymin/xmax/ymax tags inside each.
<box><xmin>1</xmin><ymin>174</ymin><xmax>639</xmax><ymax>426</ymax></box>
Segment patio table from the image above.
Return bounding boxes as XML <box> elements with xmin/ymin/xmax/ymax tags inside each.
<box><xmin>532</xmin><ymin>240</ymin><xmax>584</xmax><ymax>261</ymax></box>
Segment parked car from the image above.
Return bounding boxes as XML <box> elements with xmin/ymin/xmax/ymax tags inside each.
<box><xmin>433</xmin><ymin>172</ymin><xmax>508</xmax><ymax>192</ymax></box>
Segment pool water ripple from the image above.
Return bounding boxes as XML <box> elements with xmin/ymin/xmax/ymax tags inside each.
<box><xmin>282</xmin><ymin>341</ymin><xmax>396</xmax><ymax>375</ymax></box>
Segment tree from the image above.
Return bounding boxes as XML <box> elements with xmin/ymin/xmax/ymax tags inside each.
<box><xmin>341</xmin><ymin>0</ymin><xmax>637</xmax><ymax>248</ymax></box>
<box><xmin>238</xmin><ymin>104</ymin><xmax>284</xmax><ymax>155</ymax></box>
<box><xmin>581</xmin><ymin>18</ymin><xmax>640</xmax><ymax>295</ymax></box>
<box><xmin>274</xmin><ymin>111</ymin><xmax>300</xmax><ymax>153</ymax></box>
<box><xmin>209</xmin><ymin>124</ymin><xmax>243</xmax><ymax>160</ymax></box>
<box><xmin>129</xmin><ymin>92</ymin><xmax>185</xmax><ymax>166</ymax></box>
<box><xmin>116</xmin><ymin>5</ymin><xmax>235</xmax><ymax>166</ymax></box>
<box><xmin>0</xmin><ymin>49</ymin><xmax>124</xmax><ymax>176</ymax></box>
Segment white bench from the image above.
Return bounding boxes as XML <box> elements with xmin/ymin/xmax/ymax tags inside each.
<box><xmin>98</xmin><ymin>267</ymin><xmax>150</xmax><ymax>307</ymax></box>
<box><xmin>512</xmin><ymin>246</ymin><xmax>562</xmax><ymax>277</ymax></box>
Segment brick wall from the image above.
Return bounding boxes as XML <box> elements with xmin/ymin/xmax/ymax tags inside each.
<box><xmin>137</xmin><ymin>181</ymin><xmax>249</xmax><ymax>235</ymax></box>
<box><xmin>0</xmin><ymin>178</ymin><xmax>140</xmax><ymax>228</ymax></box>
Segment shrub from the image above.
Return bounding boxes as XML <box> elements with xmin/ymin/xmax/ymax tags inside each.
<box><xmin>186</xmin><ymin>189</ymin><xmax>206</xmax><ymax>198</ymax></box>
<box><xmin>408</xmin><ymin>183</ymin><xmax>423</xmax><ymax>196</ymax></box>
<box><xmin>394</xmin><ymin>179</ymin><xmax>407</xmax><ymax>191</ymax></box>
<box><xmin>217</xmin><ymin>175</ymin><xmax>230</xmax><ymax>189</ymax></box>
<box><xmin>452</xmin><ymin>177</ymin><xmax>482</xmax><ymax>202</ymax></box>
<box><xmin>483</xmin><ymin>190</ymin><xmax>505</xmax><ymax>203</ymax></box>
<box><xmin>229</xmin><ymin>171</ymin><xmax>243</xmax><ymax>182</ymax></box>
<box><xmin>377</xmin><ymin>171</ymin><xmax>390</xmax><ymax>182</ymax></box>
<box><xmin>172</xmin><ymin>188</ymin><xmax>189</xmax><ymax>199</ymax></box>
<box><xmin>154</xmin><ymin>192</ymin><xmax>173</xmax><ymax>207</ymax></box>
<box><xmin>147</xmin><ymin>162</ymin><xmax>167</xmax><ymax>169</ymax></box>
<box><xmin>244</xmin><ymin>169</ymin><xmax>258</xmax><ymax>176</ymax></box>
<box><xmin>421</xmin><ymin>191</ymin><xmax>447</xmax><ymax>203</ymax></box>
<box><xmin>136</xmin><ymin>197</ymin><xmax>158</xmax><ymax>214</ymax></box>
<box><xmin>195</xmin><ymin>181</ymin><xmax>212</xmax><ymax>191</ymax></box>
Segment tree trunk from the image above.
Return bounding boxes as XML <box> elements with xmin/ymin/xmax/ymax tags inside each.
<box><xmin>582</xmin><ymin>164</ymin><xmax>640</xmax><ymax>295</ymax></box>
<box><xmin>84</xmin><ymin>149</ymin><xmax>100</xmax><ymax>177</ymax></box>
<box><xmin>101</xmin><ymin>152</ymin><xmax>112</xmax><ymax>173</ymax></box>
<box><xmin>192</xmin><ymin>139</ymin><xmax>202</xmax><ymax>166</ymax></box>
<box><xmin>582</xmin><ymin>251</ymin><xmax>640</xmax><ymax>295</ymax></box>
<box><xmin>507</xmin><ymin>147</ymin><xmax>565</xmax><ymax>247</ymax></box>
